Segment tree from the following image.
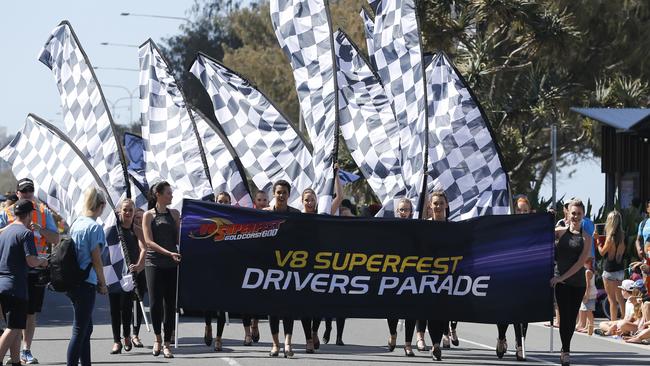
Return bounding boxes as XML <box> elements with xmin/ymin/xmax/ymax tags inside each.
<box><xmin>163</xmin><ymin>0</ymin><xmax>650</xmax><ymax>205</ymax></box>
<box><xmin>417</xmin><ymin>0</ymin><xmax>650</xmax><ymax>197</ymax></box>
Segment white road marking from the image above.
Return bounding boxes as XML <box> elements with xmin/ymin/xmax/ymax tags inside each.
<box><xmin>529</xmin><ymin>322</ymin><xmax>650</xmax><ymax>352</ymax></box>
<box><xmin>220</xmin><ymin>357</ymin><xmax>243</xmax><ymax>366</ymax></box>
<box><xmin>458</xmin><ymin>337</ymin><xmax>559</xmax><ymax>365</ymax></box>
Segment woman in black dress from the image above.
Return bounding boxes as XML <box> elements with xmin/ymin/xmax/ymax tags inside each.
<box><xmin>551</xmin><ymin>199</ymin><xmax>591</xmax><ymax>366</ymax></box>
<box><xmin>142</xmin><ymin>182</ymin><xmax>181</xmax><ymax>359</ymax></box>
<box><xmin>109</xmin><ymin>199</ymin><xmax>146</xmax><ymax>354</ymax></box>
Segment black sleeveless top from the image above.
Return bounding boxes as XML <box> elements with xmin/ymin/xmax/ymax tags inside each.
<box><xmin>555</xmin><ymin>228</ymin><xmax>586</xmax><ymax>287</ymax></box>
<box><xmin>603</xmin><ymin>240</ymin><xmax>625</xmax><ymax>272</ymax></box>
<box><xmin>145</xmin><ymin>207</ymin><xmax>178</xmax><ymax>268</ymax></box>
<box><xmin>121</xmin><ymin>225</ymin><xmax>141</xmax><ymax>266</ymax></box>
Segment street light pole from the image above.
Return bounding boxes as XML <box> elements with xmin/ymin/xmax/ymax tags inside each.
<box><xmin>120</xmin><ymin>12</ymin><xmax>190</xmax><ymax>21</ymax></box>
<box><xmin>103</xmin><ymin>85</ymin><xmax>138</xmax><ymax>124</ymax></box>
<box><xmin>93</xmin><ymin>66</ymin><xmax>139</xmax><ymax>72</ymax></box>
<box><xmin>99</xmin><ymin>42</ymin><xmax>138</xmax><ymax>48</ymax></box>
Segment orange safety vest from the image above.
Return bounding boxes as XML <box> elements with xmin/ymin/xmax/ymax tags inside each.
<box><xmin>5</xmin><ymin>200</ymin><xmax>48</xmax><ymax>255</ymax></box>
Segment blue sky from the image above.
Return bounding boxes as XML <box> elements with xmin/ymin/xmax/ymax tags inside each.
<box><xmin>0</xmin><ymin>1</ymin><xmax>606</xmax><ymax>210</ymax></box>
<box><xmin>0</xmin><ymin>1</ymin><xmax>194</xmax><ymax>133</ymax></box>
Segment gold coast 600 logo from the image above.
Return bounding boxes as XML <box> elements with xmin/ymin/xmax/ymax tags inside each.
<box><xmin>189</xmin><ymin>218</ymin><xmax>285</xmax><ymax>241</ymax></box>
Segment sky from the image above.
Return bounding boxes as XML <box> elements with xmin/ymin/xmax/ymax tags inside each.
<box><xmin>0</xmin><ymin>1</ymin><xmax>194</xmax><ymax>133</ymax></box>
<box><xmin>0</xmin><ymin>1</ymin><xmax>606</xmax><ymax>211</ymax></box>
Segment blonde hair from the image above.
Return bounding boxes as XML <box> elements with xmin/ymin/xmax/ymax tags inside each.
<box><xmin>430</xmin><ymin>190</ymin><xmax>448</xmax><ymax>205</ymax></box>
<box><xmin>84</xmin><ymin>186</ymin><xmax>106</xmax><ymax>216</ymax></box>
<box><xmin>605</xmin><ymin>210</ymin><xmax>624</xmax><ymax>250</ymax></box>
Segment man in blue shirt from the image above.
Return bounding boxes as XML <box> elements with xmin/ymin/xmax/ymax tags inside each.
<box><xmin>0</xmin><ymin>178</ymin><xmax>59</xmax><ymax>364</ymax></box>
<box><xmin>0</xmin><ymin>200</ymin><xmax>48</xmax><ymax>366</ymax></box>
<box><xmin>635</xmin><ymin>200</ymin><xmax>650</xmax><ymax>260</ymax></box>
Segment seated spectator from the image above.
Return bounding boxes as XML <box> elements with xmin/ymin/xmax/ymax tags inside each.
<box><xmin>596</xmin><ymin>280</ymin><xmax>643</xmax><ymax>336</ymax></box>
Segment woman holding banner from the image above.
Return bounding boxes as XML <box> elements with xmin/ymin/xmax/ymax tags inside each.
<box><xmin>388</xmin><ymin>198</ymin><xmax>420</xmax><ymax>357</ymax></box>
<box><xmin>265</xmin><ymin>180</ymin><xmax>300</xmax><ymax>357</ymax></box>
<box><xmin>300</xmin><ymin>167</ymin><xmax>343</xmax><ymax>353</ymax></box>
<box><xmin>495</xmin><ymin>195</ymin><xmax>531</xmax><ymax>361</ymax></box>
<box><xmin>551</xmin><ymin>198</ymin><xmax>591</xmax><ymax>366</ymax></box>
<box><xmin>142</xmin><ymin>182</ymin><xmax>181</xmax><ymax>359</ymax></box>
<box><xmin>423</xmin><ymin>191</ymin><xmax>453</xmax><ymax>361</ymax></box>
<box><xmin>109</xmin><ymin>199</ymin><xmax>146</xmax><ymax>355</ymax></box>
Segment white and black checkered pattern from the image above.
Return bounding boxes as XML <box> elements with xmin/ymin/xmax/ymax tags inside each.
<box><xmin>360</xmin><ymin>7</ymin><xmax>376</xmax><ymax>68</ymax></box>
<box><xmin>37</xmin><ymin>21</ymin><xmax>127</xmax><ymax>207</ymax></box>
<box><xmin>426</xmin><ymin>53</ymin><xmax>510</xmax><ymax>220</ymax></box>
<box><xmin>139</xmin><ymin>40</ymin><xmax>214</xmax><ymax>210</ymax></box>
<box><xmin>270</xmin><ymin>0</ymin><xmax>337</xmax><ymax>214</ymax></box>
<box><xmin>0</xmin><ymin>114</ymin><xmax>115</xmax><ymax>223</ymax></box>
<box><xmin>190</xmin><ymin>53</ymin><xmax>314</xmax><ymax>209</ymax></box>
<box><xmin>190</xmin><ymin>108</ymin><xmax>253</xmax><ymax>207</ymax></box>
<box><xmin>370</xmin><ymin>0</ymin><xmax>428</xmax><ymax>215</ymax></box>
<box><xmin>334</xmin><ymin>30</ymin><xmax>407</xmax><ymax>218</ymax></box>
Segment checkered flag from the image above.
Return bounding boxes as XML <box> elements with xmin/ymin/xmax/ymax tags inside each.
<box><xmin>139</xmin><ymin>40</ymin><xmax>214</xmax><ymax>210</ymax></box>
<box><xmin>426</xmin><ymin>53</ymin><xmax>510</xmax><ymax>220</ymax></box>
<box><xmin>334</xmin><ymin>29</ymin><xmax>407</xmax><ymax>218</ymax></box>
<box><xmin>190</xmin><ymin>53</ymin><xmax>314</xmax><ymax>209</ymax></box>
<box><xmin>37</xmin><ymin>21</ymin><xmax>129</xmax><ymax>207</ymax></box>
<box><xmin>270</xmin><ymin>0</ymin><xmax>338</xmax><ymax>214</ymax></box>
<box><xmin>0</xmin><ymin>114</ymin><xmax>116</xmax><ymax>223</ymax></box>
<box><xmin>190</xmin><ymin>108</ymin><xmax>253</xmax><ymax>207</ymax></box>
<box><xmin>123</xmin><ymin>133</ymin><xmax>152</xmax><ymax>210</ymax></box>
<box><xmin>370</xmin><ymin>0</ymin><xmax>428</xmax><ymax>215</ymax></box>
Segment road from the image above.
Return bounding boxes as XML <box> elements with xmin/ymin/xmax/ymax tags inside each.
<box><xmin>16</xmin><ymin>291</ymin><xmax>650</xmax><ymax>365</ymax></box>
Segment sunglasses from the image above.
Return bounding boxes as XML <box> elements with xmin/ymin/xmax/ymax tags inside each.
<box><xmin>19</xmin><ymin>188</ymin><xmax>35</xmax><ymax>193</ymax></box>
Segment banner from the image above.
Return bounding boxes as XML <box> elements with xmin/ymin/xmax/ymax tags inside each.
<box><xmin>178</xmin><ymin>199</ymin><xmax>554</xmax><ymax>322</ymax></box>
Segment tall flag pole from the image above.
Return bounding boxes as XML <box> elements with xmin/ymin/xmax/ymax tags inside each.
<box><xmin>369</xmin><ymin>0</ymin><xmax>429</xmax><ymax>217</ymax></box>
<box><xmin>37</xmin><ymin>20</ymin><xmax>131</xmax><ymax>205</ymax></box>
<box><xmin>139</xmin><ymin>39</ymin><xmax>214</xmax><ymax>209</ymax></box>
<box><xmin>360</xmin><ymin>7</ymin><xmax>376</xmax><ymax>66</ymax></box>
<box><xmin>270</xmin><ymin>0</ymin><xmax>339</xmax><ymax>214</ymax></box>
<box><xmin>189</xmin><ymin>53</ymin><xmax>314</xmax><ymax>209</ymax></box>
<box><xmin>334</xmin><ymin>29</ymin><xmax>407</xmax><ymax>217</ymax></box>
<box><xmin>425</xmin><ymin>53</ymin><xmax>511</xmax><ymax>220</ymax></box>
<box><xmin>189</xmin><ymin>107</ymin><xmax>254</xmax><ymax>207</ymax></box>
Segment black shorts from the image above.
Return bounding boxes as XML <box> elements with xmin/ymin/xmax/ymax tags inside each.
<box><xmin>0</xmin><ymin>294</ymin><xmax>28</xmax><ymax>329</ymax></box>
<box><xmin>27</xmin><ymin>273</ymin><xmax>46</xmax><ymax>314</ymax></box>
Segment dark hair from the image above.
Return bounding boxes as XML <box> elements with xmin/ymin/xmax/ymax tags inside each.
<box><xmin>148</xmin><ymin>181</ymin><xmax>171</xmax><ymax>210</ymax></box>
<box><xmin>272</xmin><ymin>180</ymin><xmax>291</xmax><ymax>195</ymax></box>
<box><xmin>215</xmin><ymin>191</ymin><xmax>231</xmax><ymax>204</ymax></box>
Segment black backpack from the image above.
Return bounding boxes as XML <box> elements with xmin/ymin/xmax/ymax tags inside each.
<box><xmin>48</xmin><ymin>237</ymin><xmax>91</xmax><ymax>292</ymax></box>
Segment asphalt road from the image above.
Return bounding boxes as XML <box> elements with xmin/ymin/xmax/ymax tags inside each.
<box><xmin>12</xmin><ymin>291</ymin><xmax>650</xmax><ymax>365</ymax></box>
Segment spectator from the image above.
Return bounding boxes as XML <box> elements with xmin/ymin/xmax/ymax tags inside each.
<box><xmin>66</xmin><ymin>187</ymin><xmax>108</xmax><ymax>366</ymax></box>
<box><xmin>0</xmin><ymin>178</ymin><xmax>59</xmax><ymax>365</ymax></box>
<box><xmin>0</xmin><ymin>200</ymin><xmax>48</xmax><ymax>366</ymax></box>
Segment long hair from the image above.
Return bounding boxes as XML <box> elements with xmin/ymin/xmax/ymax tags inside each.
<box><xmin>148</xmin><ymin>181</ymin><xmax>171</xmax><ymax>210</ymax></box>
<box><xmin>83</xmin><ymin>186</ymin><xmax>106</xmax><ymax>216</ymax></box>
<box><xmin>605</xmin><ymin>210</ymin><xmax>625</xmax><ymax>260</ymax></box>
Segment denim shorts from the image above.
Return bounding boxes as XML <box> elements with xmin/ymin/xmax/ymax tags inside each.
<box><xmin>602</xmin><ymin>270</ymin><xmax>625</xmax><ymax>281</ymax></box>
<box><xmin>580</xmin><ymin>298</ymin><xmax>596</xmax><ymax>311</ymax></box>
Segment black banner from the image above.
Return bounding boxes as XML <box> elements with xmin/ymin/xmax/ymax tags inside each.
<box><xmin>179</xmin><ymin>199</ymin><xmax>554</xmax><ymax>322</ymax></box>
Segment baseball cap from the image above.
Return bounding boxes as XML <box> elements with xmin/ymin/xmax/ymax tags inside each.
<box><xmin>618</xmin><ymin>279</ymin><xmax>638</xmax><ymax>292</ymax></box>
<box><xmin>13</xmin><ymin>199</ymin><xmax>34</xmax><ymax>215</ymax></box>
<box><xmin>16</xmin><ymin>178</ymin><xmax>35</xmax><ymax>192</ymax></box>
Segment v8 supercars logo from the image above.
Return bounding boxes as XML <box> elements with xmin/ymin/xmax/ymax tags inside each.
<box><xmin>189</xmin><ymin>217</ymin><xmax>285</xmax><ymax>241</ymax></box>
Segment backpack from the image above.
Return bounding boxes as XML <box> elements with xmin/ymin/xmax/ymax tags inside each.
<box><xmin>48</xmin><ymin>237</ymin><xmax>91</xmax><ymax>292</ymax></box>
